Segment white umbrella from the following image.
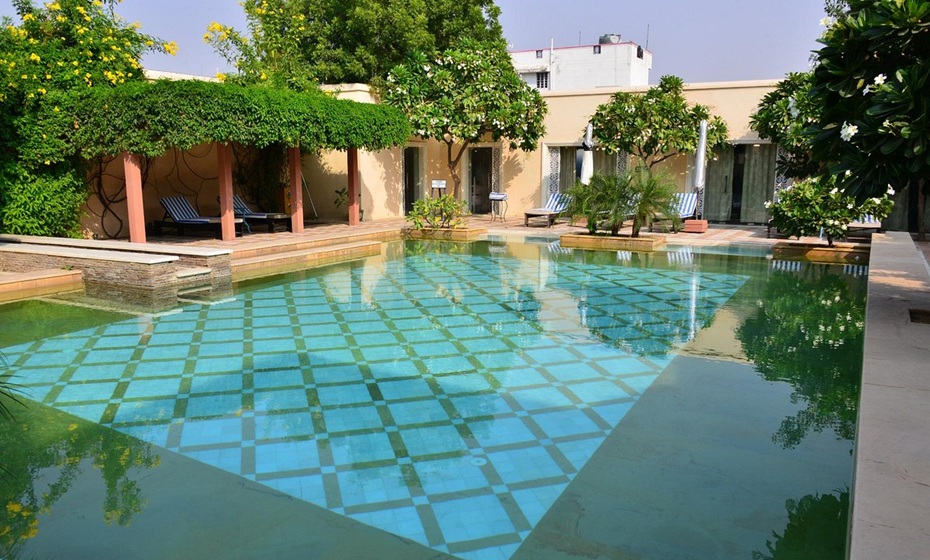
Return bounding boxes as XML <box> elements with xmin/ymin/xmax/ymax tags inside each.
<box><xmin>693</xmin><ymin>120</ymin><xmax>708</xmax><ymax>218</ymax></box>
<box><xmin>580</xmin><ymin>123</ymin><xmax>594</xmax><ymax>185</ymax></box>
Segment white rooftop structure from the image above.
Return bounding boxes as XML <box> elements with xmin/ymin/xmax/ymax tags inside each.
<box><xmin>510</xmin><ymin>33</ymin><xmax>652</xmax><ymax>92</ymax></box>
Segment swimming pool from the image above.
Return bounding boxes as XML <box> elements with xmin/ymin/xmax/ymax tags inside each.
<box><xmin>0</xmin><ymin>239</ymin><xmax>864</xmax><ymax>559</ymax></box>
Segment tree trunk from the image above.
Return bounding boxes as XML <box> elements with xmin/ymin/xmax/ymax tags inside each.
<box><xmin>445</xmin><ymin>139</ymin><xmax>469</xmax><ymax>200</ymax></box>
<box><xmin>918</xmin><ymin>177</ymin><xmax>926</xmax><ymax>242</ymax></box>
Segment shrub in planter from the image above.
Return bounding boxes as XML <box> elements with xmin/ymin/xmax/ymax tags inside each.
<box><xmin>767</xmin><ymin>176</ymin><xmax>893</xmax><ymax>246</ymax></box>
<box><xmin>406</xmin><ymin>194</ymin><xmax>468</xmax><ymax>229</ymax></box>
<box><xmin>566</xmin><ymin>173</ymin><xmax>636</xmax><ymax>235</ymax></box>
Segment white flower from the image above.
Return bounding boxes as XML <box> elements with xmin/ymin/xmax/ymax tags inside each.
<box><xmin>820</xmin><ymin>16</ymin><xmax>836</xmax><ymax>27</ymax></box>
<box><xmin>764</xmin><ymin>200</ymin><xmax>772</xmax><ymax>209</ymax></box>
<box><xmin>830</xmin><ymin>187</ymin><xmax>839</xmax><ymax>195</ymax></box>
<box><xmin>788</xmin><ymin>97</ymin><xmax>800</xmax><ymax>118</ymax></box>
<box><xmin>840</xmin><ymin>122</ymin><xmax>858</xmax><ymax>141</ymax></box>
<box><xmin>862</xmin><ymin>85</ymin><xmax>870</xmax><ymax>95</ymax></box>
<box><xmin>887</xmin><ymin>185</ymin><xmax>895</xmax><ymax>196</ymax></box>
<box><xmin>845</xmin><ymin>170</ymin><xmax>852</xmax><ymax>177</ymax></box>
<box><xmin>874</xmin><ymin>73</ymin><xmax>886</xmax><ymax>86</ymax></box>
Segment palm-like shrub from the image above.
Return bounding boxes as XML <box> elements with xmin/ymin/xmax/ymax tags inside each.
<box><xmin>566</xmin><ymin>173</ymin><xmax>636</xmax><ymax>235</ymax></box>
<box><xmin>627</xmin><ymin>166</ymin><xmax>680</xmax><ymax>237</ymax></box>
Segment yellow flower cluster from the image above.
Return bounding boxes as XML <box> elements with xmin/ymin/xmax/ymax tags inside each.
<box><xmin>163</xmin><ymin>41</ymin><xmax>179</xmax><ymax>56</ymax></box>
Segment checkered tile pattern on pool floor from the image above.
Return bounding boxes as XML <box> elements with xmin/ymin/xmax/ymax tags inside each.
<box><xmin>4</xmin><ymin>250</ymin><xmax>747</xmax><ymax>560</ymax></box>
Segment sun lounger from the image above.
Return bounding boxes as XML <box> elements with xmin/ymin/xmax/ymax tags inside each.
<box><xmin>525</xmin><ymin>193</ymin><xmax>571</xmax><ymax>227</ymax></box>
<box><xmin>650</xmin><ymin>192</ymin><xmax>697</xmax><ymax>233</ymax></box>
<box><xmin>155</xmin><ymin>196</ymin><xmax>243</xmax><ymax>238</ymax></box>
<box><xmin>232</xmin><ymin>194</ymin><xmax>291</xmax><ymax>233</ymax></box>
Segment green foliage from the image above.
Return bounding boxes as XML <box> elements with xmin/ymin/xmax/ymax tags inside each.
<box><xmin>31</xmin><ymin>79</ymin><xmax>411</xmax><ymax>161</ymax></box>
<box><xmin>205</xmin><ymin>0</ymin><xmax>503</xmax><ymax>88</ymax></box>
<box><xmin>0</xmin><ymin>164</ymin><xmax>86</xmax><ymax>237</ymax></box>
<box><xmin>738</xmin><ymin>269</ymin><xmax>865</xmax><ymax>448</ymax></box>
<box><xmin>627</xmin><ymin>166</ymin><xmax>681</xmax><ymax>237</ymax></box>
<box><xmin>750</xmin><ymin>72</ymin><xmax>822</xmax><ymax>179</ymax></box>
<box><xmin>590</xmin><ymin>75</ymin><xmax>729</xmax><ymax>169</ymax></box>
<box><xmin>384</xmin><ymin>40</ymin><xmax>547</xmax><ymax>197</ymax></box>
<box><xmin>753</xmin><ymin>490</ymin><xmax>850</xmax><ymax>560</ymax></box>
<box><xmin>768</xmin><ymin>176</ymin><xmax>893</xmax><ymax>246</ymax></box>
<box><xmin>406</xmin><ymin>194</ymin><xmax>467</xmax><ymax>229</ymax></box>
<box><xmin>808</xmin><ymin>0</ymin><xmax>930</xmax><ymax>201</ymax></box>
<box><xmin>566</xmin><ymin>173</ymin><xmax>636</xmax><ymax>235</ymax></box>
<box><xmin>0</xmin><ymin>0</ymin><xmax>168</xmax><ymax>236</ymax></box>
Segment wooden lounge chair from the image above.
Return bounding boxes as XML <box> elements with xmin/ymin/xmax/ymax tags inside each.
<box><xmin>525</xmin><ymin>193</ymin><xmax>571</xmax><ymax>227</ymax></box>
<box><xmin>154</xmin><ymin>196</ymin><xmax>243</xmax><ymax>238</ymax></box>
<box><xmin>232</xmin><ymin>194</ymin><xmax>291</xmax><ymax>233</ymax></box>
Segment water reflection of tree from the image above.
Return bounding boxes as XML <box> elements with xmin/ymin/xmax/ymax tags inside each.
<box><xmin>0</xmin><ymin>403</ymin><xmax>160</xmax><ymax>556</ymax></box>
<box><xmin>738</xmin><ymin>269</ymin><xmax>865</xmax><ymax>448</ymax></box>
<box><xmin>753</xmin><ymin>489</ymin><xmax>849</xmax><ymax>560</ymax></box>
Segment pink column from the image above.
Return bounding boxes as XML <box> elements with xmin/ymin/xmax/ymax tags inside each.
<box><xmin>122</xmin><ymin>152</ymin><xmax>146</xmax><ymax>243</ymax></box>
<box><xmin>288</xmin><ymin>147</ymin><xmax>304</xmax><ymax>233</ymax></box>
<box><xmin>347</xmin><ymin>147</ymin><xmax>359</xmax><ymax>226</ymax></box>
<box><xmin>216</xmin><ymin>143</ymin><xmax>236</xmax><ymax>241</ymax></box>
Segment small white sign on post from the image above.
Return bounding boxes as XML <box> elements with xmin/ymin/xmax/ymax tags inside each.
<box><xmin>430</xmin><ymin>180</ymin><xmax>447</xmax><ymax>197</ymax></box>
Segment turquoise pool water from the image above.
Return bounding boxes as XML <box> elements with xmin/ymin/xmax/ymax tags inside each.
<box><xmin>0</xmin><ymin>239</ymin><xmax>864</xmax><ymax>559</ymax></box>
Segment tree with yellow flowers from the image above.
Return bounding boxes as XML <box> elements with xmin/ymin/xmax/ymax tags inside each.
<box><xmin>0</xmin><ymin>0</ymin><xmax>171</xmax><ymax>236</ymax></box>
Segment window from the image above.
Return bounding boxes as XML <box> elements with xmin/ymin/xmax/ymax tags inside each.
<box><xmin>637</xmin><ymin>46</ymin><xmax>644</xmax><ymax>59</ymax></box>
<box><xmin>593</xmin><ymin>45</ymin><xmax>602</xmax><ymax>54</ymax></box>
<box><xmin>536</xmin><ymin>72</ymin><xmax>549</xmax><ymax>89</ymax></box>
<box><xmin>535</xmin><ymin>49</ymin><xmax>543</xmax><ymax>59</ymax></box>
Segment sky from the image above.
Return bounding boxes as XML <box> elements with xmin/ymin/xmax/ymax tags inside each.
<box><xmin>0</xmin><ymin>0</ymin><xmax>828</xmax><ymax>83</ymax></box>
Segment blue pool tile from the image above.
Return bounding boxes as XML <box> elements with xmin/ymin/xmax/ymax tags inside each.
<box><xmin>594</xmin><ymin>356</ymin><xmax>655</xmax><ymax>377</ymax></box>
<box><xmin>147</xmin><ymin>331</ymin><xmax>196</xmax><ymax>346</ymax></box>
<box><xmin>317</xmin><ymin>383</ymin><xmax>372</xmax><ymax>407</ymax></box>
<box><xmin>330</xmin><ymin>432</ymin><xmax>396</xmax><ymax>465</ymax></box>
<box><xmin>198</xmin><ymin>342</ymin><xmax>245</xmax><ymax>358</ymax></box>
<box><xmin>400</xmin><ymin>425</ymin><xmax>467</xmax><ymax>457</ymax></box>
<box><xmin>69</xmin><ymin>363</ymin><xmax>126</xmax><ymax>382</ymax></box>
<box><xmin>32</xmin><ymin>337</ymin><xmax>87</xmax><ymax>353</ymax></box>
<box><xmin>592</xmin><ymin>401</ymin><xmax>634</xmax><ymax>426</ymax></box>
<box><xmin>253</xmin><ymin>411</ymin><xmax>315</xmax><ymax>440</ymax></box>
<box><xmin>456</xmin><ymin>336</ymin><xmax>509</xmax><ymax>353</ymax></box>
<box><xmin>387</xmin><ymin>399</ymin><xmax>449</xmax><ymax>426</ymax></box>
<box><xmin>336</xmin><ymin>464</ymin><xmax>410</xmax><ymax>507</ymax></box>
<box><xmin>565</xmin><ymin>380</ymin><xmax>631</xmax><ymax>404</ymax></box>
<box><xmin>531</xmin><ymin>409</ymin><xmax>603</xmax><ymax>439</ymax></box>
<box><xmin>434</xmin><ymin>373</ymin><xmax>492</xmax><ymax>396</ymax></box>
<box><xmin>305</xmin><ymin>335</ymin><xmax>348</xmax><ymax>351</ymax></box>
<box><xmin>22</xmin><ymin>351</ymin><xmax>75</xmax><ymax>368</ymax></box>
<box><xmin>524</xmin><ymin>347</ymin><xmax>578</xmax><ymax>365</ymax></box>
<box><xmin>399</xmin><ymin>329</ymin><xmax>448</xmax><ymax>343</ymax></box>
<box><xmin>348</xmin><ymin>506</ymin><xmax>429</xmax><ymax>547</ymax></box>
<box><xmin>555</xmin><ymin>438</ymin><xmax>606</xmax><ymax>470</ymax></box>
<box><xmin>301</xmin><ymin>323</ymin><xmax>344</xmax><ymax>337</ymax></box>
<box><xmin>256</xmin><ymin>353</ymin><xmax>302</xmax><ymax>370</ymax></box>
<box><xmin>252</xmin><ymin>338</ymin><xmax>298</xmax><ymax>354</ymax></box>
<box><xmin>510</xmin><ymin>483</ymin><xmax>568</xmax><ymax>526</ymax></box>
<box><xmin>309</xmin><ymin>348</ymin><xmax>356</xmax><ymax>366</ymax></box>
<box><xmin>323</xmin><ymin>405</ymin><xmax>383</xmax><ymax>433</ymax></box>
<box><xmin>410</xmin><ymin>341</ymin><xmax>459</xmax><ymax>357</ymax></box>
<box><xmin>55</xmin><ymin>381</ymin><xmax>118</xmax><ymax>403</ymax></box>
<box><xmin>254</xmin><ymin>389</ymin><xmax>309</xmax><ymax>412</ymax></box>
<box><xmin>468</xmin><ymin>352</ymin><xmax>524</xmax><ymax>371</ymax></box>
<box><xmin>264</xmin><ymin>474</ymin><xmax>327</xmax><ymax>508</ymax></box>
<box><xmin>509</xmin><ymin>386</ymin><xmax>574</xmax><ymax>411</ymax></box>
<box><xmin>179</xmin><ymin>417</ymin><xmax>243</xmax><ymax>447</ymax></box>
<box><xmin>431</xmin><ymin>494</ymin><xmax>515</xmax><ymax>543</ymax></box>
<box><xmin>414</xmin><ymin>456</ymin><xmax>489</xmax><ymax>495</ymax></box>
<box><xmin>57</xmin><ymin>402</ymin><xmax>109</xmax><ymax>423</ymax></box>
<box><xmin>186</xmin><ymin>393</ymin><xmax>243</xmax><ymax>418</ymax></box>
<box><xmin>253</xmin><ymin>369</ymin><xmax>304</xmax><ymax>390</ymax></box>
<box><xmin>469</xmin><ymin>416</ymin><xmax>536</xmax><ymax>448</ymax></box>
<box><xmin>82</xmin><ymin>348</ymin><xmax>138</xmax><ymax>364</ymax></box>
<box><xmin>313</xmin><ymin>364</ymin><xmax>364</xmax><ymax>384</ymax></box>
<box><xmin>200</xmin><ymin>329</ymin><xmax>242</xmax><ymax>343</ymax></box>
<box><xmin>422</xmin><ymin>356</ymin><xmax>474</xmax><ymax>376</ymax></box>
<box><xmin>368</xmin><ymin>361</ymin><xmax>420</xmax><ymax>380</ymax></box>
<box><xmin>117</xmin><ymin>422</ymin><xmax>172</xmax><ymax>448</ymax></box>
<box><xmin>190</xmin><ymin>374</ymin><xmax>242</xmax><ymax>394</ymax></box>
<box><xmin>358</xmin><ymin>345</ymin><xmax>409</xmax><ymax>362</ymax></box>
<box><xmin>487</xmin><ymin>446</ymin><xmax>564</xmax><ymax>485</ymax></box>
<box><xmin>141</xmin><ymin>345</ymin><xmax>191</xmax><ymax>361</ymax></box>
<box><xmin>619</xmin><ymin>374</ymin><xmax>660</xmax><ymax>395</ymax></box>
<box><xmin>542</xmin><ymin>363</ymin><xmax>603</xmax><ymax>383</ymax></box>
<box><xmin>95</xmin><ymin>334</ymin><xmax>143</xmax><ymax>349</ymax></box>
<box><xmin>123</xmin><ymin>377</ymin><xmax>182</xmax><ymax>399</ymax></box>
<box><xmin>450</xmin><ymin>394</ymin><xmax>514</xmax><ymax>419</ymax></box>
<box><xmin>133</xmin><ymin>359</ymin><xmax>187</xmax><ymax>378</ymax></box>
<box><xmin>192</xmin><ymin>356</ymin><xmax>243</xmax><ymax>375</ymax></box>
<box><xmin>490</xmin><ymin>367</ymin><xmax>548</xmax><ymax>389</ymax></box>
<box><xmin>112</xmin><ymin>398</ymin><xmax>176</xmax><ymax>424</ymax></box>
<box><xmin>184</xmin><ymin>446</ymin><xmax>241</xmax><ymax>475</ymax></box>
<box><xmin>254</xmin><ymin>440</ymin><xmax>320</xmax><ymax>473</ymax></box>
<box><xmin>379</xmin><ymin>378</ymin><xmax>434</xmax><ymax>401</ymax></box>
<box><xmin>20</xmin><ymin>384</ymin><xmax>54</xmax><ymax>402</ymax></box>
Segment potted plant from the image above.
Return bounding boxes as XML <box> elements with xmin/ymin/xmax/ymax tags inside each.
<box><xmin>404</xmin><ymin>194</ymin><xmax>485</xmax><ymax>241</ymax></box>
<box><xmin>561</xmin><ymin>167</ymin><xmax>675</xmax><ymax>252</ymax></box>
<box><xmin>768</xmin><ymin>176</ymin><xmax>893</xmax><ymax>263</ymax></box>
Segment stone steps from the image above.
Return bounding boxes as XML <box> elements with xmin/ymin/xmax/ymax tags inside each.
<box><xmin>232</xmin><ymin>241</ymin><xmax>382</xmax><ymax>281</ymax></box>
<box><xmin>0</xmin><ymin>269</ymin><xmax>84</xmax><ymax>303</ymax></box>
